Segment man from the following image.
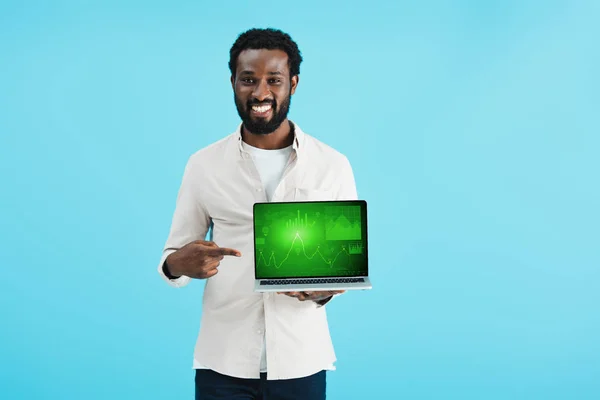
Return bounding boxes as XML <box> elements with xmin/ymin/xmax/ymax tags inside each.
<box><xmin>158</xmin><ymin>28</ymin><xmax>358</xmax><ymax>399</ymax></box>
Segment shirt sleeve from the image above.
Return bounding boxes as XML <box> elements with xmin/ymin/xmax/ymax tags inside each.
<box><xmin>157</xmin><ymin>156</ymin><xmax>211</xmax><ymax>288</ymax></box>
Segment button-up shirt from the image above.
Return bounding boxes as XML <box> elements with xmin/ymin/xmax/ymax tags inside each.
<box><xmin>157</xmin><ymin>121</ymin><xmax>358</xmax><ymax>380</ymax></box>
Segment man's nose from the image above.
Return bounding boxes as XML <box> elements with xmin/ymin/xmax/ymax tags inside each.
<box><xmin>252</xmin><ymin>80</ymin><xmax>271</xmax><ymax>101</ymax></box>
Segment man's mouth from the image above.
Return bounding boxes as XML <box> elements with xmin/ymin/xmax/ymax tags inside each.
<box><xmin>250</xmin><ymin>103</ymin><xmax>273</xmax><ymax>117</ymax></box>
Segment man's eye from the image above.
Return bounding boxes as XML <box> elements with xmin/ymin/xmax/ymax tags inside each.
<box><xmin>242</xmin><ymin>78</ymin><xmax>254</xmax><ymax>84</ymax></box>
<box><xmin>269</xmin><ymin>79</ymin><xmax>281</xmax><ymax>84</ymax></box>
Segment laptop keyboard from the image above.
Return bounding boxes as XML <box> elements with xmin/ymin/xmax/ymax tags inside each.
<box><xmin>260</xmin><ymin>278</ymin><xmax>364</xmax><ymax>285</ymax></box>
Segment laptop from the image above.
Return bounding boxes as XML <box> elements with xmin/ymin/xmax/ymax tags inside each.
<box><xmin>253</xmin><ymin>199</ymin><xmax>372</xmax><ymax>292</ymax></box>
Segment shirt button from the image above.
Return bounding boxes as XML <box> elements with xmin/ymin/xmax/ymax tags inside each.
<box><xmin>257</xmin><ymin>188</ymin><xmax>262</xmax><ymax>192</ymax></box>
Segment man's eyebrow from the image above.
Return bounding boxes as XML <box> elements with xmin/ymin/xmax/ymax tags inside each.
<box><xmin>239</xmin><ymin>70</ymin><xmax>283</xmax><ymax>76</ymax></box>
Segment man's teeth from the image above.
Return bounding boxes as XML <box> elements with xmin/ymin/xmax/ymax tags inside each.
<box><xmin>252</xmin><ymin>104</ymin><xmax>272</xmax><ymax>113</ymax></box>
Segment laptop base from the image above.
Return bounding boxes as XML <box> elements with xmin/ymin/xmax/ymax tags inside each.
<box><xmin>254</xmin><ymin>277</ymin><xmax>372</xmax><ymax>292</ymax></box>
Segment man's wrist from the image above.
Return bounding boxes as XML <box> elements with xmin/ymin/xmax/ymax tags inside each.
<box><xmin>314</xmin><ymin>295</ymin><xmax>333</xmax><ymax>307</ymax></box>
<box><xmin>162</xmin><ymin>260</ymin><xmax>181</xmax><ymax>280</ymax></box>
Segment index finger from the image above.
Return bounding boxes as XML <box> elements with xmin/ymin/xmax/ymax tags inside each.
<box><xmin>206</xmin><ymin>247</ymin><xmax>241</xmax><ymax>257</ymax></box>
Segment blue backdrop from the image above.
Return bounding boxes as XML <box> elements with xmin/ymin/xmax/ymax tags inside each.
<box><xmin>1</xmin><ymin>1</ymin><xmax>598</xmax><ymax>399</ymax></box>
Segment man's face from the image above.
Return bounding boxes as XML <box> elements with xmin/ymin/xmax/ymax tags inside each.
<box><xmin>232</xmin><ymin>49</ymin><xmax>298</xmax><ymax>135</ymax></box>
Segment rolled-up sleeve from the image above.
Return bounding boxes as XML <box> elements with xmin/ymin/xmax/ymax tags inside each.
<box><xmin>157</xmin><ymin>156</ymin><xmax>210</xmax><ymax>288</ymax></box>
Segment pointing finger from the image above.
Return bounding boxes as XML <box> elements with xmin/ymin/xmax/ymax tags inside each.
<box><xmin>206</xmin><ymin>247</ymin><xmax>241</xmax><ymax>257</ymax></box>
<box><xmin>218</xmin><ymin>247</ymin><xmax>242</xmax><ymax>257</ymax></box>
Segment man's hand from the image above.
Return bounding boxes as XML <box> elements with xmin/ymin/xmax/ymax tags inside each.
<box><xmin>165</xmin><ymin>240</ymin><xmax>241</xmax><ymax>279</ymax></box>
<box><xmin>277</xmin><ymin>290</ymin><xmax>345</xmax><ymax>302</ymax></box>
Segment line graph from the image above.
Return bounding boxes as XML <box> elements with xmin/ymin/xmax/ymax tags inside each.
<box><xmin>258</xmin><ymin>232</ymin><xmax>350</xmax><ymax>269</ymax></box>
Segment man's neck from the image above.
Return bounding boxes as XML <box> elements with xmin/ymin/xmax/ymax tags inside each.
<box><xmin>242</xmin><ymin>120</ymin><xmax>294</xmax><ymax>150</ymax></box>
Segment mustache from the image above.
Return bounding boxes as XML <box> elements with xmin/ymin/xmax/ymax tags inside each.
<box><xmin>248</xmin><ymin>99</ymin><xmax>275</xmax><ymax>106</ymax></box>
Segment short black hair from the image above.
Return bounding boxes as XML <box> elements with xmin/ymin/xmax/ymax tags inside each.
<box><xmin>229</xmin><ymin>28</ymin><xmax>303</xmax><ymax>78</ymax></box>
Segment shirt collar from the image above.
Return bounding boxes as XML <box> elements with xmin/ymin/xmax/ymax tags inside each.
<box><xmin>236</xmin><ymin>120</ymin><xmax>303</xmax><ymax>155</ymax></box>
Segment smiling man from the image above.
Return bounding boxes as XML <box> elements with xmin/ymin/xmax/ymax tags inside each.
<box><xmin>158</xmin><ymin>28</ymin><xmax>358</xmax><ymax>400</ymax></box>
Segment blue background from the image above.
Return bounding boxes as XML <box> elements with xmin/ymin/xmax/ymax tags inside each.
<box><xmin>1</xmin><ymin>0</ymin><xmax>598</xmax><ymax>399</ymax></box>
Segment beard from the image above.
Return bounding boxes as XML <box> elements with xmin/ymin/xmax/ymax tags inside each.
<box><xmin>234</xmin><ymin>92</ymin><xmax>292</xmax><ymax>135</ymax></box>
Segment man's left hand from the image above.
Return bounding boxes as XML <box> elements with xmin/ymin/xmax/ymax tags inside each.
<box><xmin>277</xmin><ymin>290</ymin><xmax>345</xmax><ymax>302</ymax></box>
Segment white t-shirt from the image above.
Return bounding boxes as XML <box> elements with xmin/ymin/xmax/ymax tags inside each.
<box><xmin>243</xmin><ymin>141</ymin><xmax>293</xmax><ymax>202</ymax></box>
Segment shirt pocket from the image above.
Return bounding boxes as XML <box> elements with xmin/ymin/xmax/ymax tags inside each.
<box><xmin>293</xmin><ymin>188</ymin><xmax>335</xmax><ymax>201</ymax></box>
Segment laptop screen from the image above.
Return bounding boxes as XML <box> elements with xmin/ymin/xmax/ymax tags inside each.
<box><xmin>253</xmin><ymin>200</ymin><xmax>368</xmax><ymax>279</ymax></box>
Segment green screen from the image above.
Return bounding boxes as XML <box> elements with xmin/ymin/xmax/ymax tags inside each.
<box><xmin>253</xmin><ymin>200</ymin><xmax>368</xmax><ymax>278</ymax></box>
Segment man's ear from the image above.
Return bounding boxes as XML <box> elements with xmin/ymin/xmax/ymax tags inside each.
<box><xmin>290</xmin><ymin>75</ymin><xmax>299</xmax><ymax>95</ymax></box>
<box><xmin>230</xmin><ymin>75</ymin><xmax>235</xmax><ymax>89</ymax></box>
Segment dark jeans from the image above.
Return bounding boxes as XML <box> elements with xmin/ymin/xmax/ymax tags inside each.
<box><xmin>195</xmin><ymin>369</ymin><xmax>326</xmax><ymax>400</ymax></box>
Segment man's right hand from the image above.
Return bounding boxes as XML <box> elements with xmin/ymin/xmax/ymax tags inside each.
<box><xmin>165</xmin><ymin>240</ymin><xmax>241</xmax><ymax>279</ymax></box>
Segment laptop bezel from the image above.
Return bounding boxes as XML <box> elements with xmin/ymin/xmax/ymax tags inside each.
<box><xmin>252</xmin><ymin>199</ymin><xmax>369</xmax><ymax>280</ymax></box>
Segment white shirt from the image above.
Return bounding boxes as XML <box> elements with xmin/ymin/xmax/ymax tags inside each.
<box><xmin>241</xmin><ymin>141</ymin><xmax>292</xmax><ymax>373</ymax></box>
<box><xmin>157</xmin><ymin>121</ymin><xmax>358</xmax><ymax>380</ymax></box>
